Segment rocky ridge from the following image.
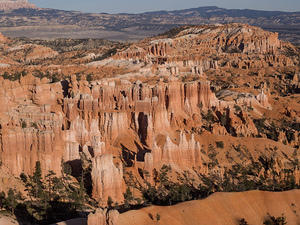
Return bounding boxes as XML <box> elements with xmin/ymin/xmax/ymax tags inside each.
<box><xmin>0</xmin><ymin>6</ymin><xmax>299</xmax><ymax>44</ymax></box>
<box><xmin>0</xmin><ymin>0</ymin><xmax>36</xmax><ymax>10</ymax></box>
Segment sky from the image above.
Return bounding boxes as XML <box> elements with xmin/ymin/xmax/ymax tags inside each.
<box><xmin>30</xmin><ymin>0</ymin><xmax>300</xmax><ymax>14</ymax></box>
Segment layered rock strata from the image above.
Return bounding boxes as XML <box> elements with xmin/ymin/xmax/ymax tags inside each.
<box><xmin>0</xmin><ymin>73</ymin><xmax>298</xmax><ymax>205</ymax></box>
<box><xmin>0</xmin><ymin>24</ymin><xmax>299</xmax><ymax>206</ymax></box>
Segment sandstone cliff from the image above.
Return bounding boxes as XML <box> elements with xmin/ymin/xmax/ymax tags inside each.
<box><xmin>0</xmin><ymin>72</ymin><xmax>298</xmax><ymax>205</ymax></box>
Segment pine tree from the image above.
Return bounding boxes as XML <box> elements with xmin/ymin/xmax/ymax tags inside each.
<box><xmin>123</xmin><ymin>187</ymin><xmax>134</xmax><ymax>208</ymax></box>
<box><xmin>32</xmin><ymin>161</ymin><xmax>44</xmax><ymax>199</ymax></box>
<box><xmin>5</xmin><ymin>189</ymin><xmax>18</xmax><ymax>214</ymax></box>
<box><xmin>0</xmin><ymin>191</ymin><xmax>6</xmax><ymax>209</ymax></box>
<box><xmin>61</xmin><ymin>159</ymin><xmax>72</xmax><ymax>177</ymax></box>
<box><xmin>71</xmin><ymin>174</ymin><xmax>86</xmax><ymax>211</ymax></box>
<box><xmin>45</xmin><ymin>170</ymin><xmax>56</xmax><ymax>202</ymax></box>
<box><xmin>18</xmin><ymin>160</ymin><xmax>91</xmax><ymax>223</ymax></box>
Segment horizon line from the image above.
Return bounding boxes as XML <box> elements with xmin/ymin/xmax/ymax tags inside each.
<box><xmin>28</xmin><ymin>4</ymin><xmax>300</xmax><ymax>14</ymax></box>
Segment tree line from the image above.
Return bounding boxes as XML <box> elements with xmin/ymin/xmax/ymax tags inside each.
<box><xmin>0</xmin><ymin>161</ymin><xmax>92</xmax><ymax>224</ymax></box>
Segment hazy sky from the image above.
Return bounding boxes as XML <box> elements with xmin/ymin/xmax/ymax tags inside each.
<box><xmin>30</xmin><ymin>0</ymin><xmax>300</xmax><ymax>13</ymax></box>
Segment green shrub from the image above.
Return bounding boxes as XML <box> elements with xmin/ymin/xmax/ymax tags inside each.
<box><xmin>125</xmin><ymin>157</ymin><xmax>300</xmax><ymax>208</ymax></box>
<box><xmin>107</xmin><ymin>196</ymin><xmax>114</xmax><ymax>208</ymax></box>
<box><xmin>148</xmin><ymin>213</ymin><xmax>154</xmax><ymax>220</ymax></box>
<box><xmin>156</xmin><ymin>213</ymin><xmax>161</xmax><ymax>221</ymax></box>
<box><xmin>202</xmin><ymin>110</ymin><xmax>216</xmax><ymax>123</ymax></box>
<box><xmin>21</xmin><ymin>121</ymin><xmax>27</xmax><ymax>128</ymax></box>
<box><xmin>220</xmin><ymin>113</ymin><xmax>227</xmax><ymax>126</ymax></box>
<box><xmin>31</xmin><ymin>122</ymin><xmax>38</xmax><ymax>129</ymax></box>
<box><xmin>263</xmin><ymin>214</ymin><xmax>287</xmax><ymax>225</ymax></box>
<box><xmin>239</xmin><ymin>218</ymin><xmax>248</xmax><ymax>225</ymax></box>
<box><xmin>216</xmin><ymin>141</ymin><xmax>224</xmax><ymax>149</ymax></box>
<box><xmin>234</xmin><ymin>104</ymin><xmax>242</xmax><ymax>112</ymax></box>
<box><xmin>86</xmin><ymin>74</ymin><xmax>93</xmax><ymax>82</ymax></box>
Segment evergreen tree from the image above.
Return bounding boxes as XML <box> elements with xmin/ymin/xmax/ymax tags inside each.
<box><xmin>19</xmin><ymin>160</ymin><xmax>90</xmax><ymax>224</ymax></box>
<box><xmin>0</xmin><ymin>191</ymin><xmax>6</xmax><ymax>209</ymax></box>
<box><xmin>32</xmin><ymin>161</ymin><xmax>44</xmax><ymax>199</ymax></box>
<box><xmin>5</xmin><ymin>189</ymin><xmax>19</xmax><ymax>214</ymax></box>
<box><xmin>123</xmin><ymin>187</ymin><xmax>134</xmax><ymax>208</ymax></box>
<box><xmin>71</xmin><ymin>174</ymin><xmax>86</xmax><ymax>211</ymax></box>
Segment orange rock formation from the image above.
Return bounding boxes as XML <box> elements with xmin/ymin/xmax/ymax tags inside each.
<box><xmin>0</xmin><ymin>24</ymin><xmax>299</xmax><ymax>206</ymax></box>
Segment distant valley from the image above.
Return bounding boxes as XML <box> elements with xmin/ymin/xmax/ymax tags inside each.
<box><xmin>0</xmin><ymin>6</ymin><xmax>299</xmax><ymax>44</ymax></box>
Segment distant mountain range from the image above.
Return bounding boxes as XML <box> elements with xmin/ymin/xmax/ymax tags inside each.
<box><xmin>0</xmin><ymin>6</ymin><xmax>299</xmax><ymax>44</ymax></box>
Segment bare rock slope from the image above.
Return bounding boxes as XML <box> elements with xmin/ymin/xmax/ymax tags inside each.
<box><xmin>118</xmin><ymin>190</ymin><xmax>300</xmax><ymax>225</ymax></box>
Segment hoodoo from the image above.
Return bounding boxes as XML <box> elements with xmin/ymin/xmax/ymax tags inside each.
<box><xmin>0</xmin><ymin>22</ymin><xmax>299</xmax><ymax>224</ymax></box>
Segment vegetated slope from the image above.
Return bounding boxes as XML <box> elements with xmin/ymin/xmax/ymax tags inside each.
<box><xmin>0</xmin><ymin>6</ymin><xmax>299</xmax><ymax>44</ymax></box>
<box><xmin>119</xmin><ymin>190</ymin><xmax>300</xmax><ymax>225</ymax></box>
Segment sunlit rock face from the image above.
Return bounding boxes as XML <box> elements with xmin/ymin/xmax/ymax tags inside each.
<box><xmin>0</xmin><ymin>23</ymin><xmax>299</xmax><ymax>206</ymax></box>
